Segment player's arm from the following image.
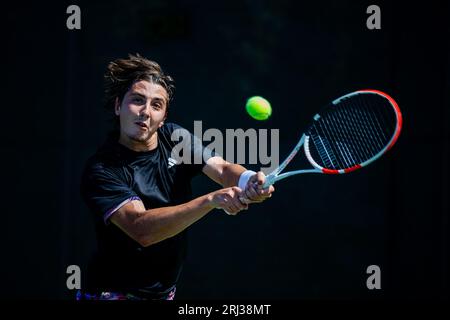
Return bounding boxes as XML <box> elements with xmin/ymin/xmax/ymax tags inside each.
<box><xmin>110</xmin><ymin>187</ymin><xmax>246</xmax><ymax>247</ymax></box>
<box><xmin>202</xmin><ymin>156</ymin><xmax>274</xmax><ymax>202</ymax></box>
<box><xmin>202</xmin><ymin>156</ymin><xmax>246</xmax><ymax>187</ymax></box>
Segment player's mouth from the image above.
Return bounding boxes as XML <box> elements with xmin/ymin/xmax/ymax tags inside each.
<box><xmin>135</xmin><ymin>121</ymin><xmax>148</xmax><ymax>130</ymax></box>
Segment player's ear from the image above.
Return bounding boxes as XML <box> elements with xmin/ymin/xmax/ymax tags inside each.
<box><xmin>159</xmin><ymin>111</ymin><xmax>168</xmax><ymax>127</ymax></box>
<box><xmin>114</xmin><ymin>97</ymin><xmax>121</xmax><ymax>116</ymax></box>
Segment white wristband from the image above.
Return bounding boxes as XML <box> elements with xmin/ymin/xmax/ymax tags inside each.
<box><xmin>238</xmin><ymin>170</ymin><xmax>256</xmax><ymax>190</ymax></box>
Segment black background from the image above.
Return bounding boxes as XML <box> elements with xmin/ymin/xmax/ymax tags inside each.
<box><xmin>3</xmin><ymin>0</ymin><xmax>449</xmax><ymax>300</ymax></box>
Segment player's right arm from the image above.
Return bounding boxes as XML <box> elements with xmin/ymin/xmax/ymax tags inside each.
<box><xmin>110</xmin><ymin>187</ymin><xmax>247</xmax><ymax>247</ymax></box>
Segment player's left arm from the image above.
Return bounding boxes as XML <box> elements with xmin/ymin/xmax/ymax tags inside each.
<box><xmin>202</xmin><ymin>156</ymin><xmax>274</xmax><ymax>202</ymax></box>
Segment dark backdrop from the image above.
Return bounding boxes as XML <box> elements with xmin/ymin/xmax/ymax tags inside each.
<box><xmin>3</xmin><ymin>0</ymin><xmax>449</xmax><ymax>300</ymax></box>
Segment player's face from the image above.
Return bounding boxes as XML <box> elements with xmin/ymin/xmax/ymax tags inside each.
<box><xmin>116</xmin><ymin>80</ymin><xmax>168</xmax><ymax>144</ymax></box>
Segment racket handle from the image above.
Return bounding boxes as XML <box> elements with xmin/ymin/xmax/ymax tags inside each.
<box><xmin>262</xmin><ymin>174</ymin><xmax>276</xmax><ymax>189</ymax></box>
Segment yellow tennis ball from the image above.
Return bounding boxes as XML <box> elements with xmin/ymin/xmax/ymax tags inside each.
<box><xmin>245</xmin><ymin>96</ymin><xmax>272</xmax><ymax>120</ymax></box>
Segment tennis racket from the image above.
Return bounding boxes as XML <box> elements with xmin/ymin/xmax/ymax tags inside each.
<box><xmin>262</xmin><ymin>89</ymin><xmax>402</xmax><ymax>188</ymax></box>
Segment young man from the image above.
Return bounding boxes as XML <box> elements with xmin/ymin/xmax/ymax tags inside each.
<box><xmin>79</xmin><ymin>54</ymin><xmax>274</xmax><ymax>300</ymax></box>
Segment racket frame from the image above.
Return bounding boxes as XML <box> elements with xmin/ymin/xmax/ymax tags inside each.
<box><xmin>263</xmin><ymin>89</ymin><xmax>402</xmax><ymax>188</ymax></box>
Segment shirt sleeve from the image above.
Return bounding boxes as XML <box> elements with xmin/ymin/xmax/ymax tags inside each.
<box><xmin>81</xmin><ymin>162</ymin><xmax>140</xmax><ymax>224</ymax></box>
<box><xmin>164</xmin><ymin>123</ymin><xmax>216</xmax><ymax>178</ymax></box>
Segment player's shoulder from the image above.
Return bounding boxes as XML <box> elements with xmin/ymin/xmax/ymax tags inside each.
<box><xmin>158</xmin><ymin>122</ymin><xmax>191</xmax><ymax>146</ymax></box>
<box><xmin>82</xmin><ymin>154</ymin><xmax>113</xmax><ymax>178</ymax></box>
<box><xmin>82</xmin><ymin>138</ymin><xmax>123</xmax><ymax>177</ymax></box>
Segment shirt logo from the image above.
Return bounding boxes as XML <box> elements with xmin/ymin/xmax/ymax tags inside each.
<box><xmin>168</xmin><ymin>157</ymin><xmax>178</xmax><ymax>168</ymax></box>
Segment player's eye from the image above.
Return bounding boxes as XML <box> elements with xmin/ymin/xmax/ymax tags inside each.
<box><xmin>133</xmin><ymin>97</ymin><xmax>145</xmax><ymax>105</ymax></box>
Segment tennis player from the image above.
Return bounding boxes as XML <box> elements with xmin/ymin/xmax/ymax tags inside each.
<box><xmin>78</xmin><ymin>54</ymin><xmax>275</xmax><ymax>300</ymax></box>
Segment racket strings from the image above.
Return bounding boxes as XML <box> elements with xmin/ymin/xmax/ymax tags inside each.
<box><xmin>355</xmin><ymin>101</ymin><xmax>385</xmax><ymax>149</ymax></box>
<box><xmin>312</xmin><ymin>107</ymin><xmax>373</xmax><ymax>168</ymax></box>
<box><xmin>341</xmin><ymin>105</ymin><xmax>379</xmax><ymax>158</ymax></box>
<box><xmin>311</xmin><ymin>131</ymin><xmax>338</xmax><ymax>168</ymax></box>
<box><xmin>308</xmin><ymin>94</ymin><xmax>397</xmax><ymax>170</ymax></box>
<box><xmin>320</xmin><ymin>116</ymin><xmax>352</xmax><ymax>168</ymax></box>
<box><xmin>329</xmin><ymin>110</ymin><xmax>366</xmax><ymax>166</ymax></box>
<box><xmin>335</xmin><ymin>107</ymin><xmax>371</xmax><ymax>162</ymax></box>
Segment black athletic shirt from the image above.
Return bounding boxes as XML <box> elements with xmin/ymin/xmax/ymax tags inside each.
<box><xmin>80</xmin><ymin>123</ymin><xmax>214</xmax><ymax>297</ymax></box>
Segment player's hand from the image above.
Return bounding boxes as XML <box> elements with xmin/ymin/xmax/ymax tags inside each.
<box><xmin>241</xmin><ymin>171</ymin><xmax>275</xmax><ymax>204</ymax></box>
<box><xmin>210</xmin><ymin>186</ymin><xmax>248</xmax><ymax>215</ymax></box>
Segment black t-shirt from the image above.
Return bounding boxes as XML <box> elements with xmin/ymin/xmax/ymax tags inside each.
<box><xmin>80</xmin><ymin>123</ymin><xmax>213</xmax><ymax>296</ymax></box>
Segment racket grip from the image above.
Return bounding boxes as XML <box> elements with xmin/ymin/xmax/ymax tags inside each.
<box><xmin>249</xmin><ymin>177</ymin><xmax>274</xmax><ymax>189</ymax></box>
<box><xmin>262</xmin><ymin>174</ymin><xmax>276</xmax><ymax>189</ymax></box>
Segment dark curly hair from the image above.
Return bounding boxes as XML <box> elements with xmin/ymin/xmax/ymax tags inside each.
<box><xmin>103</xmin><ymin>54</ymin><xmax>175</xmax><ymax>113</ymax></box>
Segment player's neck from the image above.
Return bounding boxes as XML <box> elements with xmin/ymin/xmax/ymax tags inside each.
<box><xmin>118</xmin><ymin>131</ymin><xmax>158</xmax><ymax>152</ymax></box>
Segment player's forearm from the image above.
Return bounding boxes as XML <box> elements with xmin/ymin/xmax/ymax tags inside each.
<box><xmin>220</xmin><ymin>163</ymin><xmax>247</xmax><ymax>187</ymax></box>
<box><xmin>134</xmin><ymin>194</ymin><xmax>215</xmax><ymax>246</ymax></box>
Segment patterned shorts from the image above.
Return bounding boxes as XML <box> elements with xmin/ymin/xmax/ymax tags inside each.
<box><xmin>76</xmin><ymin>287</ymin><xmax>176</xmax><ymax>301</ymax></box>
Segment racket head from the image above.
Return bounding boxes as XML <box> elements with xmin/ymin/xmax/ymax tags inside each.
<box><xmin>304</xmin><ymin>90</ymin><xmax>402</xmax><ymax>174</ymax></box>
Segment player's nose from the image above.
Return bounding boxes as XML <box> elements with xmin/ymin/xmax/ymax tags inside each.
<box><xmin>139</xmin><ymin>102</ymin><xmax>151</xmax><ymax>117</ymax></box>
